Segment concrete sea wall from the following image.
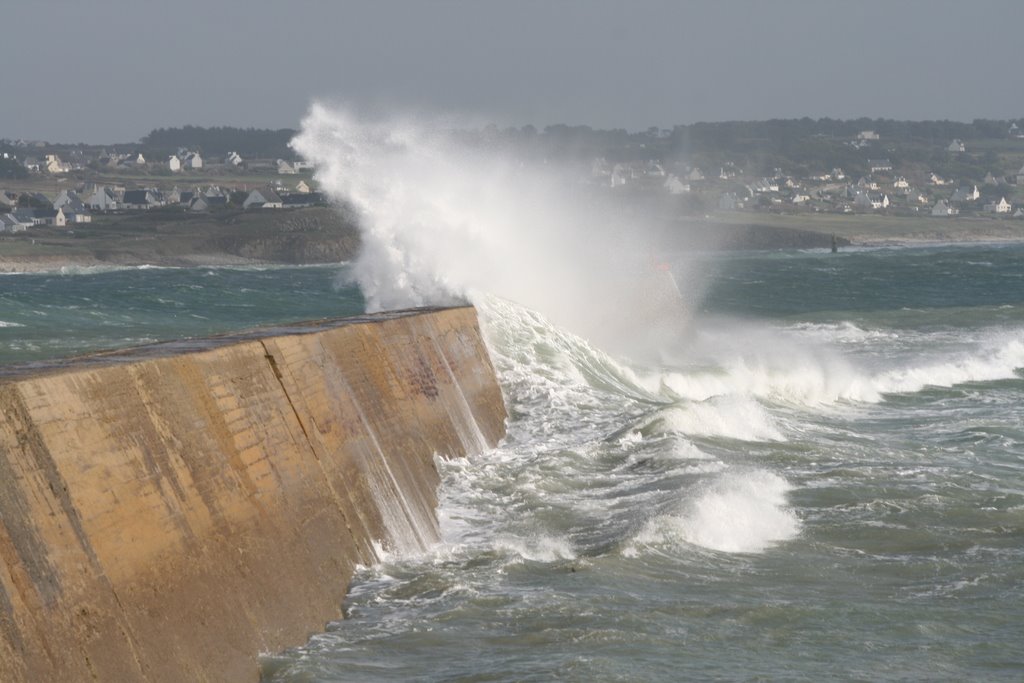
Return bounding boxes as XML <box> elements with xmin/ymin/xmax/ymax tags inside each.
<box><xmin>0</xmin><ymin>306</ymin><xmax>506</xmax><ymax>682</ymax></box>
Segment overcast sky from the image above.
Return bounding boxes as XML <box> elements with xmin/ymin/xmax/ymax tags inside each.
<box><xmin>3</xmin><ymin>0</ymin><xmax>1022</xmax><ymax>143</ymax></box>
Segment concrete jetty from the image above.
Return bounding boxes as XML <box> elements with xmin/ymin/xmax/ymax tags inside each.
<box><xmin>0</xmin><ymin>306</ymin><xmax>506</xmax><ymax>681</ymax></box>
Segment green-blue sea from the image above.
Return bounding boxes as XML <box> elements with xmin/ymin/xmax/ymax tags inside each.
<box><xmin>2</xmin><ymin>242</ymin><xmax>1022</xmax><ymax>681</ymax></box>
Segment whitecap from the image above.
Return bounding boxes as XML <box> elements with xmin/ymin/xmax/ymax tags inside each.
<box><xmin>630</xmin><ymin>469</ymin><xmax>800</xmax><ymax>554</ymax></box>
<box><xmin>642</xmin><ymin>396</ymin><xmax>784</xmax><ymax>442</ymax></box>
<box><xmin>871</xmin><ymin>334</ymin><xmax>1024</xmax><ymax>395</ymax></box>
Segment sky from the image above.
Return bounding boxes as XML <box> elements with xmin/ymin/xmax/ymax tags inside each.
<box><xmin>3</xmin><ymin>0</ymin><xmax>1022</xmax><ymax>144</ymax></box>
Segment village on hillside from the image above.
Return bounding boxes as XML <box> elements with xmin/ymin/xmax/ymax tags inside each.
<box><xmin>2</xmin><ymin>121</ymin><xmax>1024</xmax><ymax>234</ymax></box>
<box><xmin>0</xmin><ymin>143</ymin><xmax>328</xmax><ymax>232</ymax></box>
<box><xmin>584</xmin><ymin>125</ymin><xmax>1024</xmax><ymax>219</ymax></box>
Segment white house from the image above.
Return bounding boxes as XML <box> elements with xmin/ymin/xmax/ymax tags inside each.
<box><xmin>664</xmin><ymin>175</ymin><xmax>689</xmax><ymax>195</ymax></box>
<box><xmin>242</xmin><ymin>187</ymin><xmax>283</xmax><ymax>209</ymax></box>
<box><xmin>983</xmin><ymin>197</ymin><xmax>1011</xmax><ymax>213</ymax></box>
<box><xmin>907</xmin><ymin>190</ymin><xmax>929</xmax><ymax>205</ymax></box>
<box><xmin>893</xmin><ymin>176</ymin><xmax>909</xmax><ymax>189</ymax></box>
<box><xmin>189</xmin><ymin>195</ymin><xmax>226</xmax><ymax>212</ymax></box>
<box><xmin>950</xmin><ymin>185</ymin><xmax>979</xmax><ymax>202</ymax></box>
<box><xmin>856</xmin><ymin>176</ymin><xmax>879</xmax><ymax>191</ymax></box>
<box><xmin>277</xmin><ymin>159</ymin><xmax>297</xmax><ymax>175</ymax></box>
<box><xmin>184</xmin><ymin>153</ymin><xmax>203</xmax><ymax>170</ymax></box>
<box><xmin>685</xmin><ymin>167</ymin><xmax>705</xmax><ymax>182</ymax></box>
<box><xmin>867</xmin><ymin>159</ymin><xmax>892</xmax><ymax>173</ymax></box>
<box><xmin>0</xmin><ymin>213</ymin><xmax>28</xmax><ymax>233</ymax></box>
<box><xmin>63</xmin><ymin>210</ymin><xmax>92</xmax><ymax>224</ymax></box>
<box><xmin>295</xmin><ymin>180</ymin><xmax>311</xmax><ymax>194</ymax></box>
<box><xmin>857</xmin><ymin>130</ymin><xmax>880</xmax><ymax>141</ymax></box>
<box><xmin>43</xmin><ymin>154</ymin><xmax>69</xmax><ymax>174</ymax></box>
<box><xmin>590</xmin><ymin>157</ymin><xmax>612</xmax><ymax>181</ymax></box>
<box><xmin>947</xmin><ymin>139</ymin><xmax>966</xmax><ymax>153</ymax></box>
<box><xmin>168</xmin><ymin>155</ymin><xmax>181</xmax><ymax>172</ymax></box>
<box><xmin>750</xmin><ymin>178</ymin><xmax>780</xmax><ymax>193</ymax></box>
<box><xmin>225</xmin><ymin>151</ymin><xmax>243</xmax><ymax>166</ymax></box>
<box><xmin>645</xmin><ymin>161</ymin><xmax>665</xmax><ymax>177</ymax></box>
<box><xmin>19</xmin><ymin>207</ymin><xmax>67</xmax><ymax>226</ymax></box>
<box><xmin>718</xmin><ymin>192</ymin><xmax>742</xmax><ymax>210</ymax></box>
<box><xmin>121</xmin><ymin>189</ymin><xmax>161</xmax><ymax>210</ymax></box>
<box><xmin>931</xmin><ymin>199</ymin><xmax>958</xmax><ymax>216</ymax></box>
<box><xmin>52</xmin><ymin>189</ymin><xmax>84</xmax><ymax>212</ymax></box>
<box><xmin>87</xmin><ymin>186</ymin><xmax>120</xmax><ymax>211</ymax></box>
<box><xmin>854</xmin><ymin>192</ymin><xmax>889</xmax><ymax>210</ymax></box>
<box><xmin>928</xmin><ymin>172</ymin><xmax>947</xmax><ymax>185</ymax></box>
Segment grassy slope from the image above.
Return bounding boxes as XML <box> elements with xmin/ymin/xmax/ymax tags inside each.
<box><xmin>0</xmin><ymin>206</ymin><xmax>361</xmax><ymax>270</ymax></box>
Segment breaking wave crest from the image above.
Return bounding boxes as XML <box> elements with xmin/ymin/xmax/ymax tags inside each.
<box><xmin>628</xmin><ymin>469</ymin><xmax>800</xmax><ymax>554</ymax></box>
<box><xmin>638</xmin><ymin>397</ymin><xmax>784</xmax><ymax>442</ymax></box>
<box><xmin>653</xmin><ymin>327</ymin><xmax>1024</xmax><ymax>408</ymax></box>
<box><xmin>872</xmin><ymin>335</ymin><xmax>1024</xmax><ymax>395</ymax></box>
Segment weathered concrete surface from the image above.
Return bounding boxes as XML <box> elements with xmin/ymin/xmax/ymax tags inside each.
<box><xmin>0</xmin><ymin>306</ymin><xmax>506</xmax><ymax>682</ymax></box>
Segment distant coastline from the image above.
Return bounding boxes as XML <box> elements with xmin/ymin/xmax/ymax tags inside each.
<box><xmin>0</xmin><ymin>206</ymin><xmax>360</xmax><ymax>273</ymax></box>
<box><xmin>3</xmin><ymin>211</ymin><xmax>1023</xmax><ymax>275</ymax></box>
<box><xmin>5</xmin><ymin>118</ymin><xmax>1024</xmax><ymax>272</ymax></box>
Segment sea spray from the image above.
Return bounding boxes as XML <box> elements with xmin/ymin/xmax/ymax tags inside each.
<box><xmin>291</xmin><ymin>104</ymin><xmax>707</xmax><ymax>355</ymax></box>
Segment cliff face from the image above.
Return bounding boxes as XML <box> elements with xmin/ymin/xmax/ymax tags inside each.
<box><xmin>0</xmin><ymin>306</ymin><xmax>506</xmax><ymax>682</ymax></box>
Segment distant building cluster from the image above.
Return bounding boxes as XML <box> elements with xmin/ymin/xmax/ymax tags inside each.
<box><xmin>585</xmin><ymin>129</ymin><xmax>1023</xmax><ymax>219</ymax></box>
<box><xmin>4</xmin><ymin>122</ymin><xmax>1024</xmax><ymax>231</ymax></box>
<box><xmin>1</xmin><ymin>138</ymin><xmax>314</xmax><ymax>178</ymax></box>
<box><xmin>0</xmin><ymin>181</ymin><xmax>325</xmax><ymax>233</ymax></box>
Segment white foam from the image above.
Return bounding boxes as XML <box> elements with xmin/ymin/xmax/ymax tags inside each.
<box><xmin>872</xmin><ymin>335</ymin><xmax>1024</xmax><ymax>395</ymax></box>
<box><xmin>494</xmin><ymin>534</ymin><xmax>577</xmax><ymax>562</ymax></box>
<box><xmin>657</xmin><ymin>352</ymin><xmax>879</xmax><ymax>406</ymax></box>
<box><xmin>645</xmin><ymin>326</ymin><xmax>1024</xmax><ymax>408</ymax></box>
<box><xmin>785</xmin><ymin>321</ymin><xmax>898</xmax><ymax>344</ymax></box>
<box><xmin>631</xmin><ymin>469</ymin><xmax>800</xmax><ymax>554</ymax></box>
<box><xmin>644</xmin><ymin>397</ymin><xmax>784</xmax><ymax>442</ymax></box>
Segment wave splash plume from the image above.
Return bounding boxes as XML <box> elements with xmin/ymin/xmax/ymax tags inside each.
<box><xmin>291</xmin><ymin>104</ymin><xmax>699</xmax><ymax>353</ymax></box>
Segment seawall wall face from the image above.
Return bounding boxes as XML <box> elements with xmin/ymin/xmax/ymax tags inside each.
<box><xmin>0</xmin><ymin>306</ymin><xmax>506</xmax><ymax>682</ymax></box>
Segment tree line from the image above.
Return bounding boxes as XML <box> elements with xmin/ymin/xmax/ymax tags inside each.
<box><xmin>139</xmin><ymin>125</ymin><xmax>297</xmax><ymax>159</ymax></box>
<box><xmin>121</xmin><ymin>117</ymin><xmax>1024</xmax><ymax>179</ymax></box>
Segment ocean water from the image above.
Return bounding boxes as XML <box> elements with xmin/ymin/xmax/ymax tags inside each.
<box><xmin>0</xmin><ymin>264</ymin><xmax>364</xmax><ymax>363</ymax></box>
<box><xmin>3</xmin><ymin>242</ymin><xmax>1022</xmax><ymax>681</ymax></box>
